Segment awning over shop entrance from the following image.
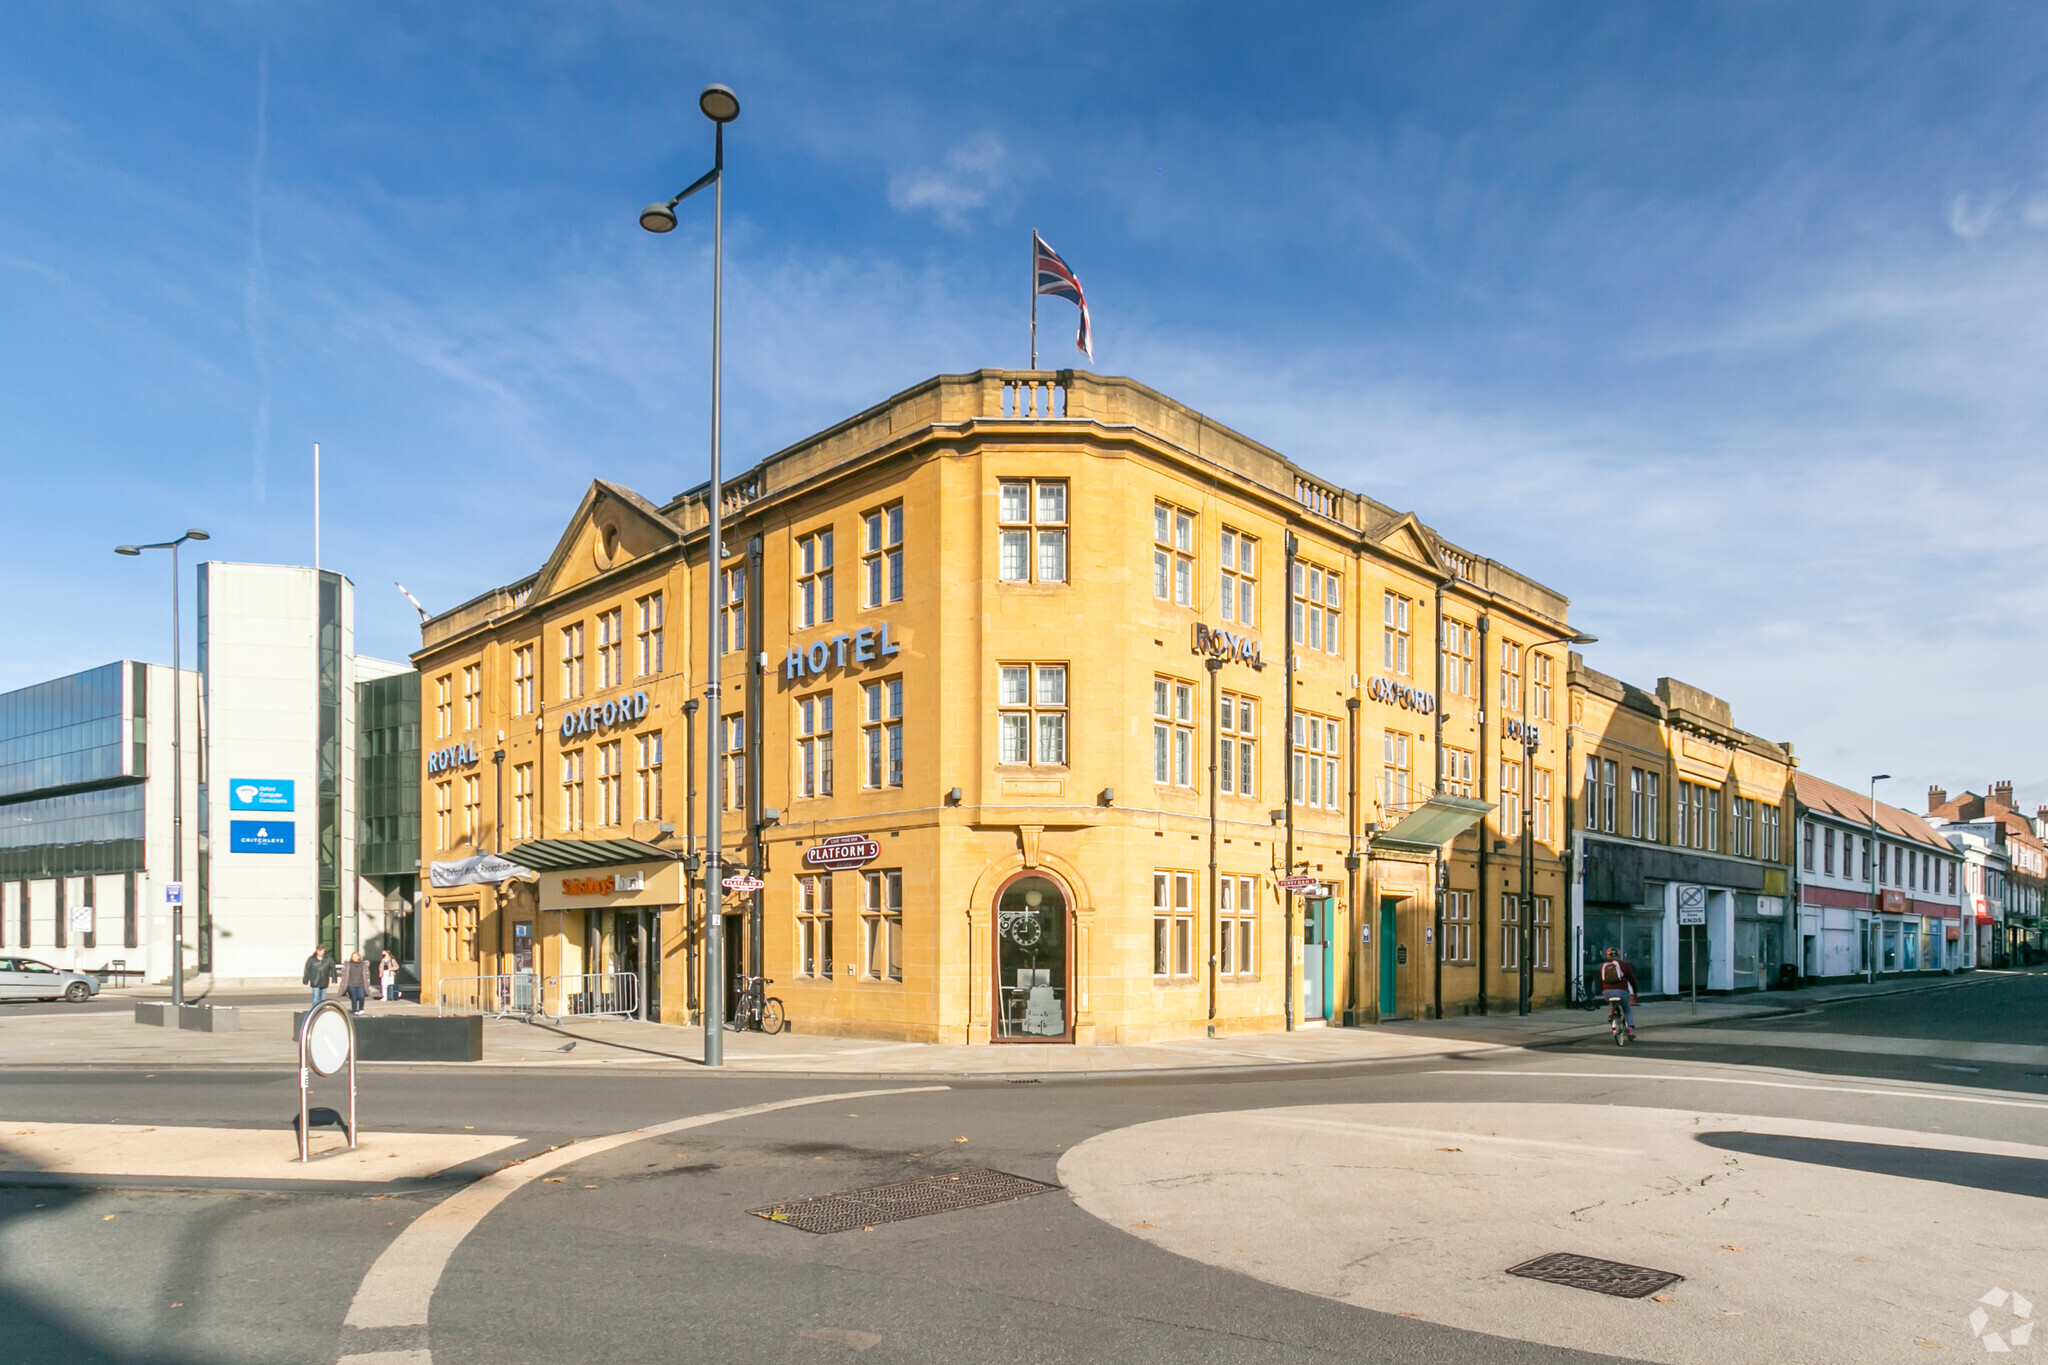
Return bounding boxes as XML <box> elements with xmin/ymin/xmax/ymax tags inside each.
<box><xmin>510</xmin><ymin>837</ymin><xmax>674</xmax><ymax>871</ymax></box>
<box><xmin>1369</xmin><ymin>794</ymin><xmax>1494</xmax><ymax>855</ymax></box>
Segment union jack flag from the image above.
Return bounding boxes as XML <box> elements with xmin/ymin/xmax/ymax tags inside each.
<box><xmin>1034</xmin><ymin>232</ymin><xmax>1093</xmax><ymax>360</ymax></box>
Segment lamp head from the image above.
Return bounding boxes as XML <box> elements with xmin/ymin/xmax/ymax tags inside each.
<box><xmin>639</xmin><ymin>202</ymin><xmax>678</xmax><ymax>234</ymax></box>
<box><xmin>115</xmin><ymin>545</ymin><xmax>141</xmax><ymax>556</ymax></box>
<box><xmin>698</xmin><ymin>83</ymin><xmax>740</xmax><ymax>123</ymax></box>
<box><xmin>185</xmin><ymin>529</ymin><xmax>210</xmax><ymax>542</ymax></box>
<box><xmin>1571</xmin><ymin>631</ymin><xmax>1597</xmax><ymax>645</ymax></box>
<box><xmin>1873</xmin><ymin>773</ymin><xmax>1892</xmax><ymax>783</ymax></box>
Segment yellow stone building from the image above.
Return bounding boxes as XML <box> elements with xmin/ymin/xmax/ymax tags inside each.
<box><xmin>412</xmin><ymin>371</ymin><xmax>1579</xmax><ymax>1041</ymax></box>
<box><xmin>1567</xmin><ymin>661</ymin><xmax>1795</xmax><ymax>1000</ymax></box>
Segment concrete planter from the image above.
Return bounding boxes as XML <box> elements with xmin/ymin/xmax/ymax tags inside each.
<box><xmin>178</xmin><ymin>1004</ymin><xmax>239</xmax><ymax>1033</ymax></box>
<box><xmin>291</xmin><ymin>1012</ymin><xmax>484</xmax><ymax>1062</ymax></box>
<box><xmin>132</xmin><ymin>1001</ymin><xmax>171</xmax><ymax>1027</ymax></box>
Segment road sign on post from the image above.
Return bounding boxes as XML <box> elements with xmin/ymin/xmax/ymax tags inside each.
<box><xmin>1277</xmin><ymin>875</ymin><xmax>1323</xmax><ymax>894</ymax></box>
<box><xmin>721</xmin><ymin>873</ymin><xmax>765</xmax><ymax>894</ymax></box>
<box><xmin>164</xmin><ymin>883</ymin><xmax>183</xmax><ymax>905</ymax></box>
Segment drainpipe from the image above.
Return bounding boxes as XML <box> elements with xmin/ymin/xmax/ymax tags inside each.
<box><xmin>682</xmin><ymin>697</ymin><xmax>700</xmax><ymax>1017</ymax></box>
<box><xmin>746</xmin><ymin>535</ymin><xmax>765</xmax><ymax>984</ymax></box>
<box><xmin>1346</xmin><ymin>694</ymin><xmax>1362</xmax><ymax>1023</ymax></box>
<box><xmin>1433</xmin><ymin>576</ymin><xmax>1447</xmax><ymax>1021</ymax></box>
<box><xmin>1476</xmin><ymin>613</ymin><xmax>1491</xmax><ymax>1015</ymax></box>
<box><xmin>1283</xmin><ymin>530</ymin><xmax>1298</xmax><ymax>1030</ymax></box>
<box><xmin>1206</xmin><ymin>656</ymin><xmax>1223</xmax><ymax>1031</ymax></box>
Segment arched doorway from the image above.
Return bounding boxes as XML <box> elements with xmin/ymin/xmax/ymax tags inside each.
<box><xmin>992</xmin><ymin>874</ymin><xmax>1072</xmax><ymax>1042</ymax></box>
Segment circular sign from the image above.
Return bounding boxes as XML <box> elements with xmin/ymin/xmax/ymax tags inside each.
<box><xmin>721</xmin><ymin>874</ymin><xmax>766</xmax><ymax>893</ymax></box>
<box><xmin>304</xmin><ymin>1004</ymin><xmax>352</xmax><ymax>1076</ymax></box>
<box><xmin>802</xmin><ymin>836</ymin><xmax>881</xmax><ymax>871</ymax></box>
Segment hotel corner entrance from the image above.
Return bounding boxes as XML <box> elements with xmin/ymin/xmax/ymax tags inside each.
<box><xmin>992</xmin><ymin>874</ymin><xmax>1072</xmax><ymax>1042</ymax></box>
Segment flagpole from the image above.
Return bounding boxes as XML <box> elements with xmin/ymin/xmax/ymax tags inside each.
<box><xmin>1029</xmin><ymin>229</ymin><xmax>1038</xmax><ymax>371</ymax></box>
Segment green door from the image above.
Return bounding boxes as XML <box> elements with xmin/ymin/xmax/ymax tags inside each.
<box><xmin>1378</xmin><ymin>898</ymin><xmax>1398</xmax><ymax>1016</ymax></box>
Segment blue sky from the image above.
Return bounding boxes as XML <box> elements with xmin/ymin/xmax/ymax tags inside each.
<box><xmin>5</xmin><ymin>3</ymin><xmax>2046</xmax><ymax>811</ymax></box>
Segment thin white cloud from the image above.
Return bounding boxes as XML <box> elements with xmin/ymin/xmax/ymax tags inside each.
<box><xmin>886</xmin><ymin>132</ymin><xmax>1009</xmax><ymax>229</ymax></box>
<box><xmin>1948</xmin><ymin>190</ymin><xmax>2005</xmax><ymax>240</ymax></box>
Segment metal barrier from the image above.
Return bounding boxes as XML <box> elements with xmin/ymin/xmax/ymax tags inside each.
<box><xmin>545</xmin><ymin>971</ymin><xmax>639</xmax><ymax>1021</ymax></box>
<box><xmin>436</xmin><ymin>973</ymin><xmax>542</xmax><ymax>1019</ymax></box>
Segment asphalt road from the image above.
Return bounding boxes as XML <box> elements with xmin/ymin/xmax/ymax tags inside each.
<box><xmin>3</xmin><ymin>972</ymin><xmax>2042</xmax><ymax>1365</ymax></box>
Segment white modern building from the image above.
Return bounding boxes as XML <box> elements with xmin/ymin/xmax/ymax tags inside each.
<box><xmin>1793</xmin><ymin>773</ymin><xmax>1968</xmax><ymax>978</ymax></box>
<box><xmin>0</xmin><ymin>562</ymin><xmax>416</xmax><ymax>987</ymax></box>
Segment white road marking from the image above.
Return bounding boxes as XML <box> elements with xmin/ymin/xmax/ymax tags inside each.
<box><xmin>1234</xmin><ymin>1111</ymin><xmax>1642</xmax><ymax>1155</ymax></box>
<box><xmin>342</xmin><ymin>1085</ymin><xmax>947</xmax><ymax>1335</ymax></box>
<box><xmin>1428</xmin><ymin>1069</ymin><xmax>2048</xmax><ymax>1109</ymax></box>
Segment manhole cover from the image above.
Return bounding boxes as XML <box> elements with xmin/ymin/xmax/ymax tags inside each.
<box><xmin>1507</xmin><ymin>1252</ymin><xmax>1684</xmax><ymax>1299</ymax></box>
<box><xmin>749</xmin><ymin>1167</ymin><xmax>1059</xmax><ymax>1234</ymax></box>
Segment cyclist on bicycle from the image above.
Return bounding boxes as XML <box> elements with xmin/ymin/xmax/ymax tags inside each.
<box><xmin>1597</xmin><ymin>948</ymin><xmax>1638</xmax><ymax>1039</ymax></box>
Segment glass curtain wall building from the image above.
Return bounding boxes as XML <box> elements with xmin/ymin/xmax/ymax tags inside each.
<box><xmin>0</xmin><ymin>661</ymin><xmax>200</xmax><ymax>978</ymax></box>
<box><xmin>356</xmin><ymin>668</ymin><xmax>421</xmax><ymax>973</ymax></box>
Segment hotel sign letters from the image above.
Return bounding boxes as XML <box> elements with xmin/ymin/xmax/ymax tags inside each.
<box><xmin>1191</xmin><ymin>623</ymin><xmax>1262</xmax><ymax>668</ymax></box>
<box><xmin>426</xmin><ymin>741</ymin><xmax>480</xmax><ymax>775</ymax></box>
<box><xmin>1366</xmin><ymin>675</ymin><xmax>1435</xmax><ymax>714</ymax></box>
<box><xmin>1501</xmin><ymin>717</ymin><xmax>1541</xmax><ymax>745</ymax></box>
<box><xmin>559</xmin><ymin>691</ymin><xmax>650</xmax><ymax>740</ymax></box>
<box><xmin>784</xmin><ymin>623</ymin><xmax>901</xmax><ymax>683</ymax></box>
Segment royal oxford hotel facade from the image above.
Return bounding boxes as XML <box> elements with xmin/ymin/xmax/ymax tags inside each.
<box><xmin>412</xmin><ymin>371</ymin><xmax>1582</xmax><ymax>1042</ymax></box>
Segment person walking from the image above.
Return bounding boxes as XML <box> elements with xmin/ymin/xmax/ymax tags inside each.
<box><xmin>378</xmin><ymin>949</ymin><xmax>399</xmax><ymax>1002</ymax></box>
<box><xmin>344</xmin><ymin>951</ymin><xmax>370</xmax><ymax>1015</ymax></box>
<box><xmin>303</xmin><ymin>946</ymin><xmax>333</xmax><ymax>1008</ymax></box>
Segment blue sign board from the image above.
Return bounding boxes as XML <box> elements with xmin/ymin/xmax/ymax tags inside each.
<box><xmin>229</xmin><ymin>779</ymin><xmax>295</xmax><ymax>812</ymax></box>
<box><xmin>229</xmin><ymin>820</ymin><xmax>295</xmax><ymax>854</ymax></box>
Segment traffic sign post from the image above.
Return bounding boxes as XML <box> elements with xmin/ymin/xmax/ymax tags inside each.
<box><xmin>1678</xmin><ymin>903</ymin><xmax>1705</xmax><ymax>1013</ymax></box>
<box><xmin>296</xmin><ymin>1000</ymin><xmax>357</xmax><ymax>1162</ymax></box>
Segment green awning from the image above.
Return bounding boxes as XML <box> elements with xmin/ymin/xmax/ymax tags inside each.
<box><xmin>509</xmin><ymin>837</ymin><xmax>674</xmax><ymax>871</ymax></box>
<box><xmin>1369</xmin><ymin>793</ymin><xmax>1494</xmax><ymax>854</ymax></box>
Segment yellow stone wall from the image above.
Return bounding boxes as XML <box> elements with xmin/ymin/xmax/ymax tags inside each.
<box><xmin>412</xmin><ymin>371</ymin><xmax>1579</xmax><ymax>1040</ymax></box>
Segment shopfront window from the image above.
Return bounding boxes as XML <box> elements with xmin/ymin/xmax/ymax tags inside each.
<box><xmin>995</xmin><ymin>876</ymin><xmax>1067</xmax><ymax>1040</ymax></box>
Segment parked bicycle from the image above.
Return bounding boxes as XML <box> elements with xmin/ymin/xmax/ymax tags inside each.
<box><xmin>727</xmin><ymin>974</ymin><xmax>785</xmax><ymax>1035</ymax></box>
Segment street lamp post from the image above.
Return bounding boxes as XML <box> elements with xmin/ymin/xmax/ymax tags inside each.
<box><xmin>1520</xmin><ymin>629</ymin><xmax>1597</xmax><ymax>1016</ymax></box>
<box><xmin>1867</xmin><ymin>774</ymin><xmax>1890</xmax><ymax>984</ymax></box>
<box><xmin>115</xmin><ymin>529</ymin><xmax>210</xmax><ymax>1007</ymax></box>
<box><xmin>642</xmin><ymin>82</ymin><xmax>740</xmax><ymax>1067</ymax></box>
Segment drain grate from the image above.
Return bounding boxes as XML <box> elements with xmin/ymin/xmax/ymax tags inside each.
<box><xmin>1507</xmin><ymin>1252</ymin><xmax>1684</xmax><ymax>1299</ymax></box>
<box><xmin>749</xmin><ymin>1167</ymin><xmax>1060</xmax><ymax>1234</ymax></box>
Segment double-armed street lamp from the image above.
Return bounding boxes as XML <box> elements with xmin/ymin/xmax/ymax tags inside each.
<box><xmin>640</xmin><ymin>83</ymin><xmax>739</xmax><ymax>1067</ymax></box>
<box><xmin>115</xmin><ymin>529</ymin><xmax>210</xmax><ymax>1007</ymax></box>
<box><xmin>1519</xmin><ymin>628</ymin><xmax>1597</xmax><ymax>1016</ymax></box>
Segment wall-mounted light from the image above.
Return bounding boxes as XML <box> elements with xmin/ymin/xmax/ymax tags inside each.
<box><xmin>658</xmin><ymin>822</ymin><xmax>676</xmax><ymax>839</ymax></box>
<box><xmin>1098</xmin><ymin>787</ymin><xmax>1115</xmax><ymax>807</ymax></box>
<box><xmin>1269</xmin><ymin>809</ymin><xmax>1286</xmax><ymax>825</ymax></box>
<box><xmin>759</xmin><ymin>808</ymin><xmax>782</xmax><ymax>827</ymax></box>
<box><xmin>945</xmin><ymin>787</ymin><xmax>963</xmax><ymax>806</ymax></box>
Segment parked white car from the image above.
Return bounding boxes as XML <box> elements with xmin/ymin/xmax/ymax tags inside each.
<box><xmin>0</xmin><ymin>958</ymin><xmax>99</xmax><ymax>1002</ymax></box>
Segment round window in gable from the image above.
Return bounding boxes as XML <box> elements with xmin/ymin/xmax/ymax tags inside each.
<box><xmin>595</xmin><ymin>521</ymin><xmax>622</xmax><ymax>570</ymax></box>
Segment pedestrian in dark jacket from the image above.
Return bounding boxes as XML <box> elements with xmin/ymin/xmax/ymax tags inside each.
<box><xmin>344</xmin><ymin>952</ymin><xmax>370</xmax><ymax>1014</ymax></box>
<box><xmin>303</xmin><ymin>947</ymin><xmax>333</xmax><ymax>1008</ymax></box>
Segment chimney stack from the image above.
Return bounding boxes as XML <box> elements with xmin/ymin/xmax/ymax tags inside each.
<box><xmin>1991</xmin><ymin>780</ymin><xmax>2015</xmax><ymax>808</ymax></box>
<box><xmin>1928</xmin><ymin>785</ymin><xmax>1947</xmax><ymax>811</ymax></box>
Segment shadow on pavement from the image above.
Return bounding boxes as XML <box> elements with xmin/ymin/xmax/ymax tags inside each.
<box><xmin>1696</xmin><ymin>1130</ymin><xmax>2048</xmax><ymax>1199</ymax></box>
<box><xmin>0</xmin><ymin>1186</ymin><xmax>218</xmax><ymax>1364</ymax></box>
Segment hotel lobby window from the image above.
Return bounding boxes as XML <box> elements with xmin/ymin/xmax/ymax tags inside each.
<box><xmin>862</xmin><ymin>679</ymin><xmax>903</xmax><ymax>788</ymax></box>
<box><xmin>797</xmin><ymin>528</ymin><xmax>835</xmax><ymax>627</ymax></box>
<box><xmin>797</xmin><ymin>874</ymin><xmax>833</xmax><ymax>978</ymax></box>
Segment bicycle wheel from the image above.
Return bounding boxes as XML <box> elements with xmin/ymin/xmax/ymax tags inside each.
<box><xmin>760</xmin><ymin>997</ymin><xmax>785</xmax><ymax>1035</ymax></box>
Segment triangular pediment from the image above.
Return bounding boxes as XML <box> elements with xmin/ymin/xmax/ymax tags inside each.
<box><xmin>1368</xmin><ymin>512</ymin><xmax>1449</xmax><ymax>578</ymax></box>
<box><xmin>533</xmin><ymin>480</ymin><xmax>682</xmax><ymax>601</ymax></box>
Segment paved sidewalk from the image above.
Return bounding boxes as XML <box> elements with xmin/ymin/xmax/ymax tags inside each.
<box><xmin>0</xmin><ymin>971</ymin><xmax>1995</xmax><ymax>1076</ymax></box>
